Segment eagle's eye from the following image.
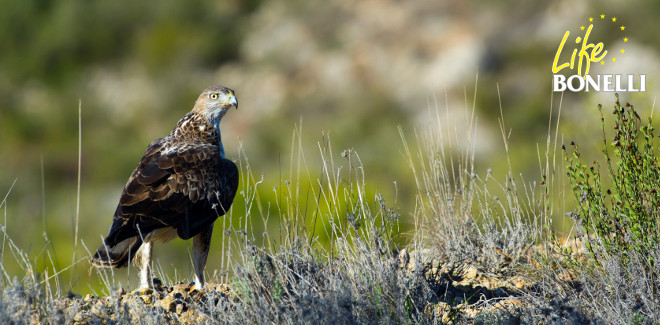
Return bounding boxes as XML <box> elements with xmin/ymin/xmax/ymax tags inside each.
<box><xmin>209</xmin><ymin>93</ymin><xmax>219</xmax><ymax>100</ymax></box>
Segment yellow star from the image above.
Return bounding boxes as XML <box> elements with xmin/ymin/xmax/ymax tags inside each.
<box><xmin>624</xmin><ymin>37</ymin><xmax>629</xmax><ymax>42</ymax></box>
<box><xmin>621</xmin><ymin>49</ymin><xmax>625</xmax><ymax>54</ymax></box>
<box><xmin>612</xmin><ymin>17</ymin><xmax>617</xmax><ymax>22</ymax></box>
<box><xmin>589</xmin><ymin>17</ymin><xmax>593</xmax><ymax>22</ymax></box>
<box><xmin>600</xmin><ymin>14</ymin><xmax>605</xmax><ymax>19</ymax></box>
<box><xmin>600</xmin><ymin>61</ymin><xmax>605</xmax><ymax>65</ymax></box>
<box><xmin>620</xmin><ymin>26</ymin><xmax>626</xmax><ymax>31</ymax></box>
<box><xmin>612</xmin><ymin>57</ymin><xmax>617</xmax><ymax>62</ymax></box>
<box><xmin>580</xmin><ymin>25</ymin><xmax>585</xmax><ymax>30</ymax></box>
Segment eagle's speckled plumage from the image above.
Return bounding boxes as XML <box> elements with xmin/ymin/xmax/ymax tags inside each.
<box><xmin>92</xmin><ymin>85</ymin><xmax>239</xmax><ymax>289</ymax></box>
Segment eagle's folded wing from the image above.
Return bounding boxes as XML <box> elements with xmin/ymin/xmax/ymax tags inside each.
<box><xmin>107</xmin><ymin>141</ymin><xmax>238</xmax><ymax>243</ymax></box>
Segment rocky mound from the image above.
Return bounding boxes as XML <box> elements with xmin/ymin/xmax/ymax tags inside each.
<box><xmin>50</xmin><ymin>254</ymin><xmax>529</xmax><ymax>324</ymax></box>
<box><xmin>54</xmin><ymin>281</ymin><xmax>232</xmax><ymax>324</ymax></box>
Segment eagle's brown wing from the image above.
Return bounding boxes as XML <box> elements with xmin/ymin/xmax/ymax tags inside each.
<box><xmin>97</xmin><ymin>138</ymin><xmax>239</xmax><ymax>264</ymax></box>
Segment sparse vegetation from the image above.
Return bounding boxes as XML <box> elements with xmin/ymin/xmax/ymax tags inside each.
<box><xmin>2</xmin><ymin>96</ymin><xmax>660</xmax><ymax>324</ymax></box>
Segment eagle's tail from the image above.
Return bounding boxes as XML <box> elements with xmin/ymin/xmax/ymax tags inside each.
<box><xmin>91</xmin><ymin>236</ymin><xmax>143</xmax><ymax>268</ymax></box>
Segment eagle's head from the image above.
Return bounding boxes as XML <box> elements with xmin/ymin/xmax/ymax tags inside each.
<box><xmin>193</xmin><ymin>85</ymin><xmax>238</xmax><ymax>122</ymax></box>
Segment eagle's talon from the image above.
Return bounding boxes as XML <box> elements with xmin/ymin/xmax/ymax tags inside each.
<box><xmin>189</xmin><ymin>282</ymin><xmax>203</xmax><ymax>293</ymax></box>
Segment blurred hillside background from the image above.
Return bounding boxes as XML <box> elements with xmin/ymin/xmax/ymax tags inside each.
<box><xmin>1</xmin><ymin>0</ymin><xmax>659</xmax><ymax>294</ymax></box>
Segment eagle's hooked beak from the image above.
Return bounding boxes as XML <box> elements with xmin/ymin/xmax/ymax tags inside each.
<box><xmin>229</xmin><ymin>93</ymin><xmax>238</xmax><ymax>110</ymax></box>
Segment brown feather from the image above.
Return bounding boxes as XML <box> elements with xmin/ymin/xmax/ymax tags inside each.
<box><xmin>92</xmin><ymin>86</ymin><xmax>239</xmax><ymax>269</ymax></box>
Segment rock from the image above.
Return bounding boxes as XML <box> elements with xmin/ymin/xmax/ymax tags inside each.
<box><xmin>463</xmin><ymin>265</ymin><xmax>478</xmax><ymax>280</ymax></box>
<box><xmin>91</xmin><ymin>301</ymin><xmax>107</xmax><ymax>318</ymax></box>
<box><xmin>217</xmin><ymin>284</ymin><xmax>232</xmax><ymax>295</ymax></box>
<box><xmin>132</xmin><ymin>288</ymin><xmax>154</xmax><ymax>296</ymax></box>
<box><xmin>442</xmin><ymin>311</ymin><xmax>453</xmax><ymax>323</ymax></box>
<box><xmin>515</xmin><ymin>281</ymin><xmax>524</xmax><ymax>290</ymax></box>
<box><xmin>73</xmin><ymin>311</ymin><xmax>90</xmax><ymax>324</ymax></box>
<box><xmin>174</xmin><ymin>283</ymin><xmax>190</xmax><ymax>291</ymax></box>
<box><xmin>160</xmin><ymin>296</ymin><xmax>177</xmax><ymax>312</ymax></box>
<box><xmin>140</xmin><ymin>294</ymin><xmax>153</xmax><ymax>305</ymax></box>
<box><xmin>430</xmin><ymin>302</ymin><xmax>453</xmax><ymax>323</ymax></box>
<box><xmin>175</xmin><ymin>302</ymin><xmax>187</xmax><ymax>314</ymax></box>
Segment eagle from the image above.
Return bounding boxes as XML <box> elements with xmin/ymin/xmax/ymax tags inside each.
<box><xmin>91</xmin><ymin>85</ymin><xmax>239</xmax><ymax>290</ymax></box>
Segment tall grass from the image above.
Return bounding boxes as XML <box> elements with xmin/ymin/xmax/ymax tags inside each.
<box><xmin>1</xmin><ymin>94</ymin><xmax>659</xmax><ymax>323</ymax></box>
<box><xmin>401</xmin><ymin>86</ymin><xmax>552</xmax><ymax>277</ymax></box>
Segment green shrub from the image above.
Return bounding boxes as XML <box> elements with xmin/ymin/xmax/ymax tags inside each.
<box><xmin>565</xmin><ymin>94</ymin><xmax>660</xmax><ymax>267</ymax></box>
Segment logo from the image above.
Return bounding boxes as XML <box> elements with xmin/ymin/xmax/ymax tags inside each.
<box><xmin>552</xmin><ymin>14</ymin><xmax>645</xmax><ymax>92</ymax></box>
